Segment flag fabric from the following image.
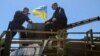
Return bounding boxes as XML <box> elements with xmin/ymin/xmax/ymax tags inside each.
<box><xmin>32</xmin><ymin>5</ymin><xmax>47</xmax><ymax>20</ymax></box>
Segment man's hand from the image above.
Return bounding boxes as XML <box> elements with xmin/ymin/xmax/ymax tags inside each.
<box><xmin>28</xmin><ymin>20</ymin><xmax>33</xmax><ymax>24</ymax></box>
<box><xmin>52</xmin><ymin>18</ymin><xmax>56</xmax><ymax>22</ymax></box>
<box><xmin>46</xmin><ymin>22</ymin><xmax>50</xmax><ymax>24</ymax></box>
<box><xmin>45</xmin><ymin>22</ymin><xmax>53</xmax><ymax>25</ymax></box>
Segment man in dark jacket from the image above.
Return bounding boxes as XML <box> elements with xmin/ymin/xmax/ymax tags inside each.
<box><xmin>8</xmin><ymin>7</ymin><xmax>33</xmax><ymax>41</ymax></box>
<box><xmin>44</xmin><ymin>3</ymin><xmax>67</xmax><ymax>56</ymax></box>
<box><xmin>2</xmin><ymin>7</ymin><xmax>33</xmax><ymax>56</ymax></box>
<box><xmin>45</xmin><ymin>2</ymin><xmax>67</xmax><ymax>32</ymax></box>
<box><xmin>7</xmin><ymin>7</ymin><xmax>33</xmax><ymax>47</ymax></box>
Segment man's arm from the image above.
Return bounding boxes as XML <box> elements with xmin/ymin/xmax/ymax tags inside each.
<box><xmin>13</xmin><ymin>11</ymin><xmax>22</xmax><ymax>19</ymax></box>
<box><xmin>25</xmin><ymin>15</ymin><xmax>33</xmax><ymax>24</ymax></box>
<box><xmin>57</xmin><ymin>7</ymin><xmax>67</xmax><ymax>22</ymax></box>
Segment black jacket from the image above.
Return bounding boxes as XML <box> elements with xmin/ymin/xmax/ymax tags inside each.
<box><xmin>46</xmin><ymin>7</ymin><xmax>67</xmax><ymax>31</ymax></box>
<box><xmin>8</xmin><ymin>11</ymin><xmax>29</xmax><ymax>30</ymax></box>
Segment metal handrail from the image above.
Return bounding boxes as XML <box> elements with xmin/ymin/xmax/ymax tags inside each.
<box><xmin>11</xmin><ymin>30</ymin><xmax>100</xmax><ymax>34</ymax></box>
<box><xmin>0</xmin><ymin>31</ymin><xmax>6</xmax><ymax>40</ymax></box>
<box><xmin>1</xmin><ymin>30</ymin><xmax>100</xmax><ymax>56</ymax></box>
<box><xmin>0</xmin><ymin>31</ymin><xmax>6</xmax><ymax>56</ymax></box>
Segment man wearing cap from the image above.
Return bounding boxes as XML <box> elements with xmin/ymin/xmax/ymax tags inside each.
<box><xmin>1</xmin><ymin>7</ymin><xmax>33</xmax><ymax>56</ymax></box>
<box><xmin>7</xmin><ymin>7</ymin><xmax>33</xmax><ymax>45</ymax></box>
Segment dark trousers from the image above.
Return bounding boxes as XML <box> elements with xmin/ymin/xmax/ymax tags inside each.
<box><xmin>44</xmin><ymin>23</ymin><xmax>56</xmax><ymax>38</ymax></box>
<box><xmin>10</xmin><ymin>25</ymin><xmax>27</xmax><ymax>46</ymax></box>
<box><xmin>45</xmin><ymin>23</ymin><xmax>53</xmax><ymax>31</ymax></box>
<box><xmin>11</xmin><ymin>26</ymin><xmax>26</xmax><ymax>39</ymax></box>
<box><xmin>44</xmin><ymin>23</ymin><xmax>58</xmax><ymax>32</ymax></box>
<box><xmin>1</xmin><ymin>25</ymin><xmax>27</xmax><ymax>56</ymax></box>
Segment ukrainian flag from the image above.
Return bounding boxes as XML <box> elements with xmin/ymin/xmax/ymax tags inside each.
<box><xmin>32</xmin><ymin>5</ymin><xmax>47</xmax><ymax>20</ymax></box>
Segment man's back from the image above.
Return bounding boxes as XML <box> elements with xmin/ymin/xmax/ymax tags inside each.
<box><xmin>12</xmin><ymin>11</ymin><xmax>29</xmax><ymax>25</ymax></box>
<box><xmin>52</xmin><ymin>7</ymin><xmax>67</xmax><ymax>30</ymax></box>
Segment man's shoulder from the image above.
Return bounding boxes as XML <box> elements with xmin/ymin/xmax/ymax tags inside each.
<box><xmin>58</xmin><ymin>7</ymin><xmax>64</xmax><ymax>10</ymax></box>
<box><xmin>15</xmin><ymin>10</ymin><xmax>22</xmax><ymax>14</ymax></box>
<box><xmin>58</xmin><ymin>7</ymin><xmax>64</xmax><ymax>13</ymax></box>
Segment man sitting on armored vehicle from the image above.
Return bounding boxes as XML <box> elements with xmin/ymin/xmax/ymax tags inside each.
<box><xmin>45</xmin><ymin>2</ymin><xmax>67</xmax><ymax>37</ymax></box>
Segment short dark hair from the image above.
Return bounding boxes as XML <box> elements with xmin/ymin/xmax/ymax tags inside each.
<box><xmin>23</xmin><ymin>7</ymin><xmax>30</xmax><ymax>14</ymax></box>
<box><xmin>23</xmin><ymin>7</ymin><xmax>29</xmax><ymax>11</ymax></box>
<box><xmin>52</xmin><ymin>2</ymin><xmax>58</xmax><ymax>6</ymax></box>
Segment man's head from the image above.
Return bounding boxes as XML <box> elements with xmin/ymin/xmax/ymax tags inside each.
<box><xmin>52</xmin><ymin>2</ymin><xmax>58</xmax><ymax>10</ymax></box>
<box><xmin>23</xmin><ymin>7</ymin><xmax>30</xmax><ymax>15</ymax></box>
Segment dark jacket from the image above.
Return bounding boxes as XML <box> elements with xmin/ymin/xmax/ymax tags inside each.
<box><xmin>8</xmin><ymin>11</ymin><xmax>30</xmax><ymax>30</ymax></box>
<box><xmin>46</xmin><ymin>7</ymin><xmax>67</xmax><ymax>31</ymax></box>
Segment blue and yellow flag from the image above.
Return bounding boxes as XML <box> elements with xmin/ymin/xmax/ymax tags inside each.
<box><xmin>32</xmin><ymin>5</ymin><xmax>47</xmax><ymax>20</ymax></box>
